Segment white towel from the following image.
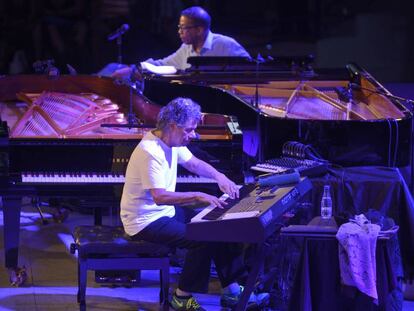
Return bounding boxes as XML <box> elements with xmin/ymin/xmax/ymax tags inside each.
<box><xmin>336</xmin><ymin>214</ymin><xmax>381</xmax><ymax>301</ymax></box>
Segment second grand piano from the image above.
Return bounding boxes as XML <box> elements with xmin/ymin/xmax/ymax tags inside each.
<box><xmin>143</xmin><ymin>58</ymin><xmax>412</xmax><ymax>167</ymax></box>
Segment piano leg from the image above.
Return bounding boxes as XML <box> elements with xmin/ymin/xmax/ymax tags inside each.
<box><xmin>235</xmin><ymin>243</ymin><xmax>266</xmax><ymax>311</ymax></box>
<box><xmin>94</xmin><ymin>206</ymin><xmax>103</xmax><ymax>226</ymax></box>
<box><xmin>2</xmin><ymin>196</ymin><xmax>27</xmax><ymax>286</ymax></box>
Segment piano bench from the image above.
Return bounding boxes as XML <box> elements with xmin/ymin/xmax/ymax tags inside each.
<box><xmin>70</xmin><ymin>225</ymin><xmax>171</xmax><ymax>310</ymax></box>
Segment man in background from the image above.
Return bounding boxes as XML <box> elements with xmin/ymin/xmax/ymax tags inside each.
<box><xmin>111</xmin><ymin>6</ymin><xmax>249</xmax><ymax>78</ymax></box>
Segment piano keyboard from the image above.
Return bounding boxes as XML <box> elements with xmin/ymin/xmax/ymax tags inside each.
<box><xmin>201</xmin><ymin>183</ymin><xmax>257</xmax><ymax>220</ymax></box>
<box><xmin>187</xmin><ymin>177</ymin><xmax>312</xmax><ymax>243</ymax></box>
<box><xmin>21</xmin><ymin>172</ymin><xmax>217</xmax><ymax>184</ymax></box>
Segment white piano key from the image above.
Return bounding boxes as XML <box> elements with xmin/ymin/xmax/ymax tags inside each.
<box><xmin>21</xmin><ymin>172</ymin><xmax>217</xmax><ymax>184</ymax></box>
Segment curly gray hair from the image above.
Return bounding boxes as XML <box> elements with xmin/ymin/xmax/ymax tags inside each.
<box><xmin>157</xmin><ymin>97</ymin><xmax>202</xmax><ymax>130</ymax></box>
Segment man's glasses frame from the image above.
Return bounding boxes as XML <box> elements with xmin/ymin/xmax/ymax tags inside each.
<box><xmin>177</xmin><ymin>24</ymin><xmax>199</xmax><ymax>31</ymax></box>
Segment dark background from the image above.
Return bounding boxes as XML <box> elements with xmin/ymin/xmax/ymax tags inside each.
<box><xmin>1</xmin><ymin>0</ymin><xmax>413</xmax><ymax>83</ymax></box>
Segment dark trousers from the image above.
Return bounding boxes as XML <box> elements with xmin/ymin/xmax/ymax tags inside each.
<box><xmin>131</xmin><ymin>206</ymin><xmax>246</xmax><ymax>293</ymax></box>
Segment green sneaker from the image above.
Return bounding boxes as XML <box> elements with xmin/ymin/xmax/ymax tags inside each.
<box><xmin>220</xmin><ymin>285</ymin><xmax>270</xmax><ymax>308</ymax></box>
<box><xmin>170</xmin><ymin>292</ymin><xmax>206</xmax><ymax>311</ymax></box>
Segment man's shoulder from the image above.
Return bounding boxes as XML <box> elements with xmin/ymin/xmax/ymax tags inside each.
<box><xmin>139</xmin><ymin>135</ymin><xmax>161</xmax><ymax>151</ymax></box>
<box><xmin>173</xmin><ymin>145</ymin><xmax>191</xmax><ymax>153</ymax></box>
<box><xmin>134</xmin><ymin>133</ymin><xmax>161</xmax><ymax>154</ymax></box>
<box><xmin>208</xmin><ymin>32</ymin><xmax>250</xmax><ymax>57</ymax></box>
<box><xmin>210</xmin><ymin>32</ymin><xmax>238</xmax><ymax>44</ymax></box>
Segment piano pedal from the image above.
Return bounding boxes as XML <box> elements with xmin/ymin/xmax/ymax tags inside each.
<box><xmin>31</xmin><ymin>197</ymin><xmax>49</xmax><ymax>225</ymax></box>
<box><xmin>9</xmin><ymin>266</ymin><xmax>28</xmax><ymax>287</ymax></box>
<box><xmin>94</xmin><ymin>270</ymin><xmax>140</xmax><ymax>285</ymax></box>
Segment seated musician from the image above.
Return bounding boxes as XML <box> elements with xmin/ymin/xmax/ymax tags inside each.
<box><xmin>120</xmin><ymin>97</ymin><xmax>268</xmax><ymax>310</ymax></box>
<box><xmin>112</xmin><ymin>6</ymin><xmax>250</xmax><ymax>78</ymax></box>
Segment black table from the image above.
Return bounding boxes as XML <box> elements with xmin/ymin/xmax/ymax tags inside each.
<box><xmin>303</xmin><ymin>166</ymin><xmax>414</xmax><ymax>279</ymax></box>
<box><xmin>281</xmin><ymin>226</ymin><xmax>398</xmax><ymax>311</ymax></box>
<box><xmin>263</xmin><ymin>166</ymin><xmax>413</xmax><ymax>310</ymax></box>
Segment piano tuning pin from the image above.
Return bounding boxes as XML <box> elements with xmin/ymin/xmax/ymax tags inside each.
<box><xmin>100</xmin><ymin>99</ymin><xmax>112</xmax><ymax>105</ymax></box>
<box><xmin>109</xmin><ymin>104</ymin><xmax>119</xmax><ymax>110</ymax></box>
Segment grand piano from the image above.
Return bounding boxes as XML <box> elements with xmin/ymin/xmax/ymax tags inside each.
<box><xmin>141</xmin><ymin>57</ymin><xmax>414</xmax><ymax>299</ymax></box>
<box><xmin>143</xmin><ymin>57</ymin><xmax>413</xmax><ymax>167</ymax></box>
<box><xmin>1</xmin><ymin>58</ymin><xmax>412</xmax><ymax>286</ymax></box>
<box><xmin>0</xmin><ymin>74</ymin><xmax>243</xmax><ymax>283</ymax></box>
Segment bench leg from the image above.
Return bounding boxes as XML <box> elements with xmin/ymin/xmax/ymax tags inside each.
<box><xmin>159</xmin><ymin>259</ymin><xmax>170</xmax><ymax>306</ymax></box>
<box><xmin>77</xmin><ymin>262</ymin><xmax>80</xmax><ymax>303</ymax></box>
<box><xmin>78</xmin><ymin>259</ymin><xmax>87</xmax><ymax>307</ymax></box>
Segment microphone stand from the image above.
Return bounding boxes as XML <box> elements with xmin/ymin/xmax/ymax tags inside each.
<box><xmin>103</xmin><ymin>26</ymin><xmax>146</xmax><ymax>129</ymax></box>
<box><xmin>254</xmin><ymin>54</ymin><xmax>264</xmax><ymax>162</ymax></box>
<box><xmin>350</xmin><ymin>83</ymin><xmax>414</xmax><ymax>108</ymax></box>
<box><xmin>107</xmin><ymin>24</ymin><xmax>130</xmax><ymax>66</ymax></box>
<box><xmin>101</xmin><ymin>67</ymin><xmax>146</xmax><ymax>129</ymax></box>
<box><xmin>116</xmin><ymin>36</ymin><xmax>123</xmax><ymax>64</ymax></box>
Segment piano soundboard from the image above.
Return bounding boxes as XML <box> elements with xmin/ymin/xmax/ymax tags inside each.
<box><xmin>186</xmin><ymin>177</ymin><xmax>312</xmax><ymax>243</ymax></box>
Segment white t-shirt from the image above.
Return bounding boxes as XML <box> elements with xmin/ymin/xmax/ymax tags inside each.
<box><xmin>120</xmin><ymin>131</ymin><xmax>193</xmax><ymax>236</ymax></box>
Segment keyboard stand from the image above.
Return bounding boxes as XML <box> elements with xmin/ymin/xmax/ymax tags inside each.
<box><xmin>235</xmin><ymin>243</ymin><xmax>266</xmax><ymax>311</ymax></box>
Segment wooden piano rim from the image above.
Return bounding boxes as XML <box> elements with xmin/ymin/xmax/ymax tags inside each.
<box><xmin>9</xmin><ymin>133</ymin><xmax>233</xmax><ymax>140</ymax></box>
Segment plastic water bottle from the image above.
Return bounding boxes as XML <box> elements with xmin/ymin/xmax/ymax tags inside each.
<box><xmin>320</xmin><ymin>185</ymin><xmax>332</xmax><ymax>219</ymax></box>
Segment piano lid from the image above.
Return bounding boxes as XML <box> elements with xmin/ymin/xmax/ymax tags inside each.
<box><xmin>0</xmin><ymin>75</ymin><xmax>241</xmax><ymax>141</ymax></box>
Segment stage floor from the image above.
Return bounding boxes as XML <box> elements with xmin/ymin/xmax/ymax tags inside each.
<box><xmin>0</xmin><ymin>201</ymin><xmax>225</xmax><ymax>311</ymax></box>
<box><xmin>0</xmin><ymin>200</ymin><xmax>414</xmax><ymax>311</ymax></box>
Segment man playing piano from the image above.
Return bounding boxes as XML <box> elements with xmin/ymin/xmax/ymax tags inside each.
<box><xmin>120</xmin><ymin>97</ymin><xmax>268</xmax><ymax>310</ymax></box>
<box><xmin>112</xmin><ymin>6</ymin><xmax>250</xmax><ymax>78</ymax></box>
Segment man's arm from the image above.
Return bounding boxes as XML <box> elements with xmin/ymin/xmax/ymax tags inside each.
<box><xmin>149</xmin><ymin>188</ymin><xmax>225</xmax><ymax>208</ymax></box>
<box><xmin>148</xmin><ymin>44</ymin><xmax>191</xmax><ymax>70</ymax></box>
<box><xmin>111</xmin><ymin>44</ymin><xmax>191</xmax><ymax>79</ymax></box>
<box><xmin>181</xmin><ymin>156</ymin><xmax>239</xmax><ymax>199</ymax></box>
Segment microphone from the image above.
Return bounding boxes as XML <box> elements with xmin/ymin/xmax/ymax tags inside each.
<box><xmin>349</xmin><ymin>83</ymin><xmax>414</xmax><ymax>106</ymax></box>
<box><xmin>348</xmin><ymin>83</ymin><xmax>365</xmax><ymax>91</ymax></box>
<box><xmin>349</xmin><ymin>83</ymin><xmax>386</xmax><ymax>94</ymax></box>
<box><xmin>66</xmin><ymin>64</ymin><xmax>77</xmax><ymax>75</ymax></box>
<box><xmin>334</xmin><ymin>87</ymin><xmax>352</xmax><ymax>103</ymax></box>
<box><xmin>107</xmin><ymin>24</ymin><xmax>130</xmax><ymax>41</ymax></box>
<box><xmin>349</xmin><ymin>83</ymin><xmax>390</xmax><ymax>97</ymax></box>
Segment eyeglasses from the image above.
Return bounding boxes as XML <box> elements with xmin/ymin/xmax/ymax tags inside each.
<box><xmin>177</xmin><ymin>24</ymin><xmax>199</xmax><ymax>31</ymax></box>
